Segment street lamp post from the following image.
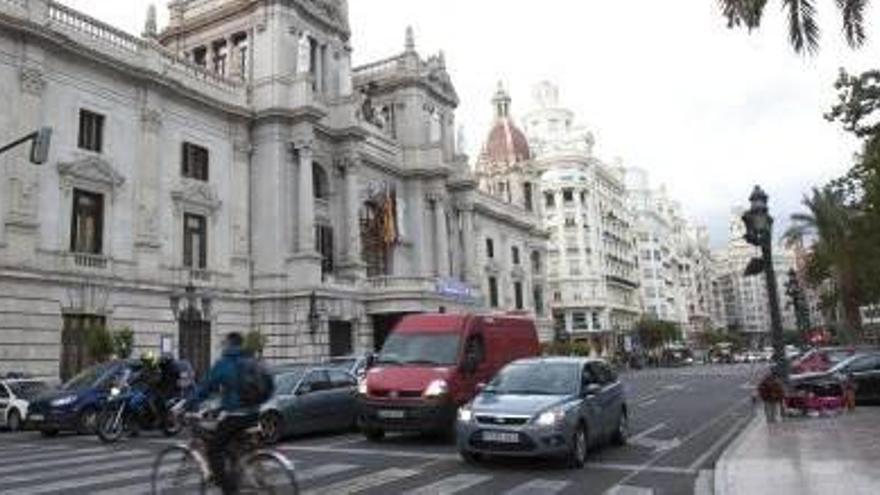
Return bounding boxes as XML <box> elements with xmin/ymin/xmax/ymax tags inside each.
<box><xmin>0</xmin><ymin>127</ymin><xmax>52</xmax><ymax>165</ymax></box>
<box><xmin>742</xmin><ymin>186</ymin><xmax>787</xmax><ymax>380</ymax></box>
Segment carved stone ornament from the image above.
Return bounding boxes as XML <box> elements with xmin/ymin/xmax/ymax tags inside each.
<box><xmin>171</xmin><ymin>180</ymin><xmax>222</xmax><ymax>214</ymax></box>
<box><xmin>20</xmin><ymin>67</ymin><xmax>46</xmax><ymax>95</ymax></box>
<box><xmin>141</xmin><ymin>109</ymin><xmax>163</xmax><ymax>133</ymax></box>
<box><xmin>58</xmin><ymin>155</ymin><xmax>126</xmax><ymax>190</ymax></box>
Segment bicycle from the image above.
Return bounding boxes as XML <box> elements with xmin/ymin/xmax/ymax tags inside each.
<box><xmin>150</xmin><ymin>409</ymin><xmax>299</xmax><ymax>494</ymax></box>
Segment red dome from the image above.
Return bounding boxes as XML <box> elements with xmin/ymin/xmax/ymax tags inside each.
<box><xmin>483</xmin><ymin>118</ymin><xmax>531</xmax><ymax>165</ymax></box>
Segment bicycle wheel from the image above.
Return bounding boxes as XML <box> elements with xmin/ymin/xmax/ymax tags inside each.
<box><xmin>151</xmin><ymin>445</ymin><xmax>209</xmax><ymax>495</ymax></box>
<box><xmin>241</xmin><ymin>450</ymin><xmax>299</xmax><ymax>495</ymax></box>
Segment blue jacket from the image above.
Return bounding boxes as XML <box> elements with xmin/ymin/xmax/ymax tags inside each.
<box><xmin>191</xmin><ymin>346</ymin><xmax>254</xmax><ymax>413</ymax></box>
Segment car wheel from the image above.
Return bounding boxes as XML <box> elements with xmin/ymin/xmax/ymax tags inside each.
<box><xmin>459</xmin><ymin>450</ymin><xmax>483</xmax><ymax>465</ymax></box>
<box><xmin>260</xmin><ymin>412</ymin><xmax>283</xmax><ymax>445</ymax></box>
<box><xmin>611</xmin><ymin>409</ymin><xmax>628</xmax><ymax>446</ymax></box>
<box><xmin>567</xmin><ymin>423</ymin><xmax>588</xmax><ymax>469</ymax></box>
<box><xmin>40</xmin><ymin>428</ymin><xmax>59</xmax><ymax>437</ymax></box>
<box><xmin>364</xmin><ymin>427</ymin><xmax>385</xmax><ymax>442</ymax></box>
<box><xmin>77</xmin><ymin>407</ymin><xmax>98</xmax><ymax>435</ymax></box>
<box><xmin>7</xmin><ymin>410</ymin><xmax>22</xmax><ymax>432</ymax></box>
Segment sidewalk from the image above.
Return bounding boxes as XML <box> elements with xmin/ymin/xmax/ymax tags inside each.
<box><xmin>715</xmin><ymin>407</ymin><xmax>880</xmax><ymax>494</ymax></box>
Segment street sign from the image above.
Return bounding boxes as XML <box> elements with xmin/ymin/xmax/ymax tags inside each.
<box><xmin>437</xmin><ymin>278</ymin><xmax>475</xmax><ymax>301</ymax></box>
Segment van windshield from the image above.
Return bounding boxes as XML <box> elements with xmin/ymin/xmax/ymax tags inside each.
<box><xmin>376</xmin><ymin>333</ymin><xmax>461</xmax><ymax>366</ymax></box>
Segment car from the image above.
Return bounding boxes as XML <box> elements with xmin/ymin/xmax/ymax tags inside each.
<box><xmin>0</xmin><ymin>378</ymin><xmax>52</xmax><ymax>431</ymax></box>
<box><xmin>358</xmin><ymin>313</ymin><xmax>540</xmax><ymax>440</ymax></box>
<box><xmin>324</xmin><ymin>354</ymin><xmax>372</xmax><ymax>379</ymax></box>
<box><xmin>456</xmin><ymin>357</ymin><xmax>628</xmax><ymax>468</ymax></box>
<box><xmin>259</xmin><ymin>365</ymin><xmax>359</xmax><ymax>444</ymax></box>
<box><xmin>790</xmin><ymin>346</ymin><xmax>877</xmax><ymax>374</ymax></box>
<box><xmin>790</xmin><ymin>352</ymin><xmax>880</xmax><ymax>406</ymax></box>
<box><xmin>28</xmin><ymin>357</ymin><xmax>192</xmax><ymax>436</ymax></box>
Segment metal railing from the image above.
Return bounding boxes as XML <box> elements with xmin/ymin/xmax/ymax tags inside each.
<box><xmin>73</xmin><ymin>253</ymin><xmax>108</xmax><ymax>269</ymax></box>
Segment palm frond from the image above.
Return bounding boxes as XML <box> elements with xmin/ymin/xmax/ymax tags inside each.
<box><xmin>835</xmin><ymin>0</ymin><xmax>868</xmax><ymax>48</ymax></box>
<box><xmin>782</xmin><ymin>0</ymin><xmax>820</xmax><ymax>54</ymax></box>
<box><xmin>719</xmin><ymin>0</ymin><xmax>768</xmax><ymax>29</ymax></box>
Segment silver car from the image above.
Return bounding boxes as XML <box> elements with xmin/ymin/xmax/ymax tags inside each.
<box><xmin>456</xmin><ymin>357</ymin><xmax>628</xmax><ymax>468</ymax></box>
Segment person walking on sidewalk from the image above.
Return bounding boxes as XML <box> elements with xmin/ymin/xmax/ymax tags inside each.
<box><xmin>758</xmin><ymin>370</ymin><xmax>785</xmax><ymax>423</ymax></box>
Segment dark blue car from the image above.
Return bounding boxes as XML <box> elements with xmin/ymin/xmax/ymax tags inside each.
<box><xmin>28</xmin><ymin>360</ymin><xmax>139</xmax><ymax>436</ymax></box>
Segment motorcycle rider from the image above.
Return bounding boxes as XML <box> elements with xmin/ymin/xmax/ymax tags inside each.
<box><xmin>183</xmin><ymin>332</ymin><xmax>272</xmax><ymax>495</ymax></box>
<box><xmin>128</xmin><ymin>352</ymin><xmax>162</xmax><ymax>434</ymax></box>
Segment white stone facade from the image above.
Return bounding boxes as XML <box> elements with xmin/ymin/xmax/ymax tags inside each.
<box><xmin>480</xmin><ymin>82</ymin><xmax>641</xmax><ymax>352</ymax></box>
<box><xmin>0</xmin><ymin>0</ymin><xmax>546</xmax><ymax>378</ymax></box>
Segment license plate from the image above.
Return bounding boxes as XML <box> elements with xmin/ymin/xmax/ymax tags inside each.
<box><xmin>482</xmin><ymin>431</ymin><xmax>519</xmax><ymax>443</ymax></box>
<box><xmin>28</xmin><ymin>414</ymin><xmax>44</xmax><ymax>422</ymax></box>
<box><xmin>377</xmin><ymin>409</ymin><xmax>405</xmax><ymax>419</ymax></box>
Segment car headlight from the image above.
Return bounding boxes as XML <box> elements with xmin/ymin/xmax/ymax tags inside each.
<box><xmin>535</xmin><ymin>408</ymin><xmax>566</xmax><ymax>426</ymax></box>
<box><xmin>51</xmin><ymin>395</ymin><xmax>78</xmax><ymax>407</ymax></box>
<box><xmin>423</xmin><ymin>379</ymin><xmax>449</xmax><ymax>398</ymax></box>
<box><xmin>110</xmin><ymin>387</ymin><xmax>121</xmax><ymax>397</ymax></box>
<box><xmin>458</xmin><ymin>406</ymin><xmax>474</xmax><ymax>423</ymax></box>
<box><xmin>357</xmin><ymin>378</ymin><xmax>368</xmax><ymax>396</ymax></box>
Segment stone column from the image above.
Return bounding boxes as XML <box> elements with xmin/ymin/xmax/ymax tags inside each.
<box><xmin>296</xmin><ymin>139</ymin><xmax>316</xmax><ymax>254</ymax></box>
<box><xmin>231</xmin><ymin>135</ymin><xmax>251</xmax><ymax>263</ymax></box>
<box><xmin>433</xmin><ymin>196</ymin><xmax>450</xmax><ymax>277</ymax></box>
<box><xmin>461</xmin><ymin>203</ymin><xmax>477</xmax><ymax>284</ymax></box>
<box><xmin>336</xmin><ymin>152</ymin><xmax>365</xmax><ymax>280</ymax></box>
<box><xmin>135</xmin><ymin>107</ymin><xmax>163</xmax><ymax>254</ymax></box>
<box><xmin>408</xmin><ymin>181</ymin><xmax>428</xmax><ymax>276</ymax></box>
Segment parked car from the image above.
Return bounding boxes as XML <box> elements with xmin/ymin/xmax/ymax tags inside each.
<box><xmin>28</xmin><ymin>357</ymin><xmax>191</xmax><ymax>437</ymax></box>
<box><xmin>790</xmin><ymin>352</ymin><xmax>880</xmax><ymax>406</ymax></box>
<box><xmin>790</xmin><ymin>347</ymin><xmax>877</xmax><ymax>374</ymax></box>
<box><xmin>358</xmin><ymin>313</ymin><xmax>540</xmax><ymax>440</ymax></box>
<box><xmin>457</xmin><ymin>357</ymin><xmax>628</xmax><ymax>468</ymax></box>
<box><xmin>1</xmin><ymin>378</ymin><xmax>52</xmax><ymax>431</ymax></box>
<box><xmin>259</xmin><ymin>365</ymin><xmax>359</xmax><ymax>444</ymax></box>
<box><xmin>325</xmin><ymin>354</ymin><xmax>372</xmax><ymax>379</ymax></box>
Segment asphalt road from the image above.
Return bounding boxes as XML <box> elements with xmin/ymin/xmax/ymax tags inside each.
<box><xmin>0</xmin><ymin>363</ymin><xmax>763</xmax><ymax>495</ymax></box>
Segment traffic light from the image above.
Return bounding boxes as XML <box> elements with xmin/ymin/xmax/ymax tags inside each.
<box><xmin>29</xmin><ymin>126</ymin><xmax>52</xmax><ymax>165</ymax></box>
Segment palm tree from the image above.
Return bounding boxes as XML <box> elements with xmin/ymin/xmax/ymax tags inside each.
<box><xmin>719</xmin><ymin>0</ymin><xmax>869</xmax><ymax>54</ymax></box>
<box><xmin>783</xmin><ymin>187</ymin><xmax>863</xmax><ymax>340</ymax></box>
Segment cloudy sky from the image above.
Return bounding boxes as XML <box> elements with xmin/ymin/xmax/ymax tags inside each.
<box><xmin>63</xmin><ymin>0</ymin><xmax>880</xmax><ymax>246</ymax></box>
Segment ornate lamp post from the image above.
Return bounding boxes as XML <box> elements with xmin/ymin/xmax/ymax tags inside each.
<box><xmin>785</xmin><ymin>269</ymin><xmax>811</xmax><ymax>336</ymax></box>
<box><xmin>741</xmin><ymin>186</ymin><xmax>787</xmax><ymax>379</ymax></box>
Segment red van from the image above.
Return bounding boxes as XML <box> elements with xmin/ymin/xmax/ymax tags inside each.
<box><xmin>358</xmin><ymin>313</ymin><xmax>539</xmax><ymax>440</ymax></box>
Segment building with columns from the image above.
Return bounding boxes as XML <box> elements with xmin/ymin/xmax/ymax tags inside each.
<box><xmin>474</xmin><ymin>81</ymin><xmax>639</xmax><ymax>354</ymax></box>
<box><xmin>0</xmin><ymin>0</ymin><xmax>546</xmax><ymax>378</ymax></box>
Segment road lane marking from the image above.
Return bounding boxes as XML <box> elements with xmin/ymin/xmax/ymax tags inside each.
<box><xmin>0</xmin><ymin>443</ymin><xmax>74</xmax><ymax>459</ymax></box>
<box><xmin>0</xmin><ymin>448</ymin><xmax>146</xmax><ymax>474</ymax></box>
<box><xmin>403</xmin><ymin>473</ymin><xmax>493</xmax><ymax>495</ymax></box>
<box><xmin>2</xmin><ymin>455</ymin><xmax>147</xmax><ymax>485</ymax></box>
<box><xmin>303</xmin><ymin>467</ymin><xmax>421</xmax><ymax>495</ymax></box>
<box><xmin>585</xmin><ymin>462</ymin><xmax>694</xmax><ymax>475</ymax></box>
<box><xmin>503</xmin><ymin>479</ymin><xmax>570</xmax><ymax>495</ymax></box>
<box><xmin>280</xmin><ymin>444</ymin><xmax>459</xmax><ymax>461</ymax></box>
<box><xmin>635</xmin><ymin>399</ymin><xmax>657</xmax><ymax>408</ymax></box>
<box><xmin>93</xmin><ymin>462</ymin><xmax>362</xmax><ymax>495</ymax></box>
<box><xmin>630</xmin><ymin>422</ymin><xmax>666</xmax><ymax>441</ymax></box>
<box><xmin>605</xmin><ymin>486</ymin><xmax>655</xmax><ymax>495</ymax></box>
<box><xmin>687</xmin><ymin>410</ymin><xmax>754</xmax><ymax>471</ymax></box>
<box><xmin>0</xmin><ymin>466</ymin><xmax>154</xmax><ymax>495</ymax></box>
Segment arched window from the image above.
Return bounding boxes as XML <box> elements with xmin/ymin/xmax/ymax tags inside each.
<box><xmin>313</xmin><ymin>164</ymin><xmax>328</xmax><ymax>200</ymax></box>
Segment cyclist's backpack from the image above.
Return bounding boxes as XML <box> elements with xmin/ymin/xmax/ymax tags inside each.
<box><xmin>237</xmin><ymin>357</ymin><xmax>274</xmax><ymax>407</ymax></box>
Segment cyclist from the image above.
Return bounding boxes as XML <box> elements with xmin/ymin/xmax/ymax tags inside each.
<box><xmin>183</xmin><ymin>332</ymin><xmax>273</xmax><ymax>495</ymax></box>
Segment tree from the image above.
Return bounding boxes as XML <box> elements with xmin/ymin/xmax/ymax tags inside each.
<box><xmin>783</xmin><ymin>187</ymin><xmax>866</xmax><ymax>338</ymax></box>
<box><xmin>243</xmin><ymin>329</ymin><xmax>267</xmax><ymax>358</ymax></box>
<box><xmin>718</xmin><ymin>0</ymin><xmax>869</xmax><ymax>54</ymax></box>
<box><xmin>112</xmin><ymin>327</ymin><xmax>134</xmax><ymax>359</ymax></box>
<box><xmin>635</xmin><ymin>317</ymin><xmax>681</xmax><ymax>351</ymax></box>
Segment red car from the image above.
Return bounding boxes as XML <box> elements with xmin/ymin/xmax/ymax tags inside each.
<box><xmin>790</xmin><ymin>347</ymin><xmax>875</xmax><ymax>374</ymax></box>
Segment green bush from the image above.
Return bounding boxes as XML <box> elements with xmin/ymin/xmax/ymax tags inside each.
<box><xmin>112</xmin><ymin>327</ymin><xmax>134</xmax><ymax>359</ymax></box>
<box><xmin>85</xmin><ymin>325</ymin><xmax>114</xmax><ymax>363</ymax></box>
<box><xmin>244</xmin><ymin>329</ymin><xmax>267</xmax><ymax>358</ymax></box>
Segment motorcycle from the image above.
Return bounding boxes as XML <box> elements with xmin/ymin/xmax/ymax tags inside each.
<box><xmin>97</xmin><ymin>382</ymin><xmax>183</xmax><ymax>443</ymax></box>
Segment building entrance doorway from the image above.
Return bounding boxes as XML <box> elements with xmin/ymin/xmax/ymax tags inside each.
<box><xmin>179</xmin><ymin>307</ymin><xmax>211</xmax><ymax>380</ymax></box>
<box><xmin>60</xmin><ymin>314</ymin><xmax>106</xmax><ymax>382</ymax></box>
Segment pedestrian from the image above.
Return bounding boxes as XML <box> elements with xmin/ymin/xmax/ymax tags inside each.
<box><xmin>757</xmin><ymin>371</ymin><xmax>785</xmax><ymax>423</ymax></box>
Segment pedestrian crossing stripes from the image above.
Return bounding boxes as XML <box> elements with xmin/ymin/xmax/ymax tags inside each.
<box><xmin>0</xmin><ymin>439</ymin><xmax>584</xmax><ymax>495</ymax></box>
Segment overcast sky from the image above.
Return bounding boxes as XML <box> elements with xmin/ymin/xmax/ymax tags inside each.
<box><xmin>63</xmin><ymin>0</ymin><xmax>880</xmax><ymax>247</ymax></box>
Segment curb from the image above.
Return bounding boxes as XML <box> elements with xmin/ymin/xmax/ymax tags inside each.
<box><xmin>713</xmin><ymin>405</ymin><xmax>761</xmax><ymax>495</ymax></box>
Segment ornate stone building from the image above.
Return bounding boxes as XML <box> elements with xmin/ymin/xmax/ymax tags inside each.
<box><xmin>0</xmin><ymin>0</ymin><xmax>546</xmax><ymax>378</ymax></box>
<box><xmin>474</xmin><ymin>81</ymin><xmax>639</xmax><ymax>354</ymax></box>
